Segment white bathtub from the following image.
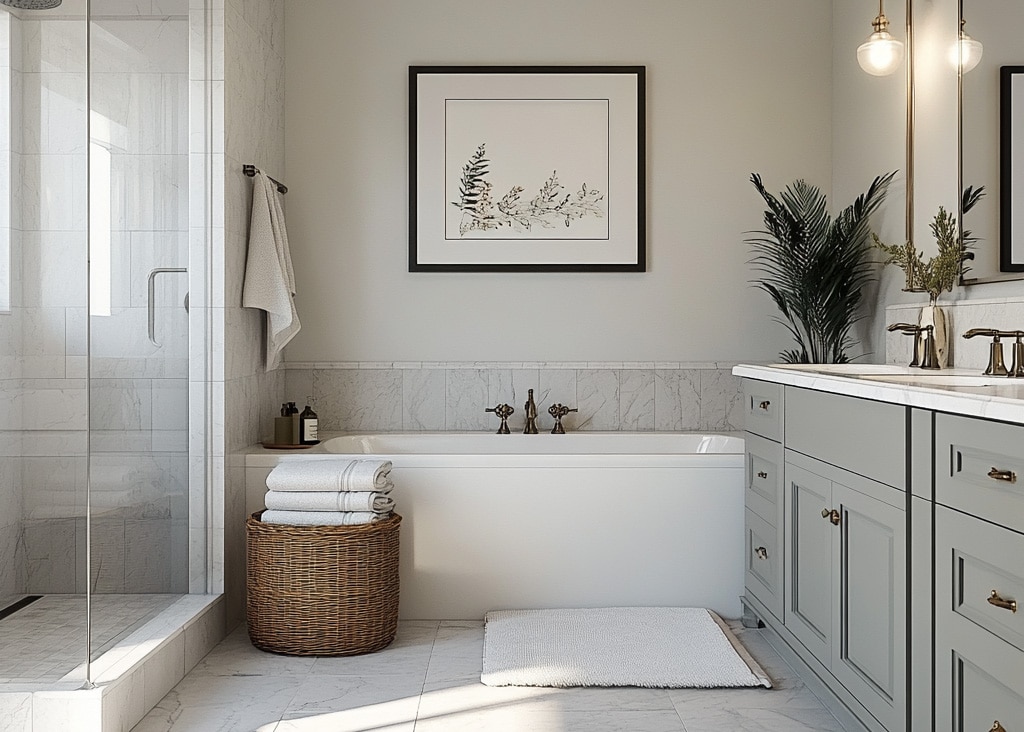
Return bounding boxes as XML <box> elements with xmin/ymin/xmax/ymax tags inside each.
<box><xmin>251</xmin><ymin>432</ymin><xmax>745</xmax><ymax>619</ymax></box>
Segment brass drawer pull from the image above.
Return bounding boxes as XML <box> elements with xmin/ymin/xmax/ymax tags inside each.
<box><xmin>757</xmin><ymin>471</ymin><xmax>768</xmax><ymax>479</ymax></box>
<box><xmin>991</xmin><ymin>722</ymin><xmax>1006</xmax><ymax>732</ymax></box>
<box><xmin>987</xmin><ymin>467</ymin><xmax>1017</xmax><ymax>483</ymax></box>
<box><xmin>987</xmin><ymin>590</ymin><xmax>1018</xmax><ymax>614</ymax></box>
<box><xmin>754</xmin><ymin>546</ymin><xmax>768</xmax><ymax>560</ymax></box>
<box><xmin>820</xmin><ymin>508</ymin><xmax>841</xmax><ymax>526</ymax></box>
<box><xmin>758</xmin><ymin>400</ymin><xmax>771</xmax><ymax>411</ymax></box>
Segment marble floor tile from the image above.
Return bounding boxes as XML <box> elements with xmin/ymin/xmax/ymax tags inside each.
<box><xmin>672</xmin><ymin>705</ymin><xmax>849</xmax><ymax>732</ymax></box>
<box><xmin>133</xmin><ymin>620</ymin><xmax>851</xmax><ymax>731</ymax></box>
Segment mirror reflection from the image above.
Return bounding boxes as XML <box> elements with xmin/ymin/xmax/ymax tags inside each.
<box><xmin>960</xmin><ymin>0</ymin><xmax>1024</xmax><ymax>283</ymax></box>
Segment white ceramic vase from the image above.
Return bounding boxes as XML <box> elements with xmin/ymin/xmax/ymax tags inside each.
<box><xmin>918</xmin><ymin>302</ymin><xmax>949</xmax><ymax>368</ymax></box>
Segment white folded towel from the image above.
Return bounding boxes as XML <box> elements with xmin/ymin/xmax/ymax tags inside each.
<box><xmin>261</xmin><ymin>510</ymin><xmax>385</xmax><ymax>526</ymax></box>
<box><xmin>264</xmin><ymin>490</ymin><xmax>395</xmax><ymax>513</ymax></box>
<box><xmin>241</xmin><ymin>171</ymin><xmax>300</xmax><ymax>371</ymax></box>
<box><xmin>266</xmin><ymin>459</ymin><xmax>393</xmax><ymax>492</ymax></box>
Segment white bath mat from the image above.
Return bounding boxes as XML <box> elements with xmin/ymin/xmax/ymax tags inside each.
<box><xmin>481</xmin><ymin>607</ymin><xmax>772</xmax><ymax>689</ymax></box>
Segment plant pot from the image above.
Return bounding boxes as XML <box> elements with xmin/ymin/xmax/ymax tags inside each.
<box><xmin>918</xmin><ymin>303</ymin><xmax>949</xmax><ymax>368</ymax></box>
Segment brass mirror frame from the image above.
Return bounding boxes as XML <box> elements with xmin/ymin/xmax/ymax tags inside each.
<box><xmin>956</xmin><ymin>0</ymin><xmax>1024</xmax><ymax>285</ymax></box>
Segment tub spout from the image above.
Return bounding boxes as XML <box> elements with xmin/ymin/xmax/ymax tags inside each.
<box><xmin>523</xmin><ymin>389</ymin><xmax>538</xmax><ymax>434</ymax></box>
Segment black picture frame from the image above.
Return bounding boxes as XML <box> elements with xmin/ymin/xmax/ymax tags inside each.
<box><xmin>1000</xmin><ymin>65</ymin><xmax>1024</xmax><ymax>272</ymax></box>
<box><xmin>409</xmin><ymin>65</ymin><xmax>646</xmax><ymax>272</ymax></box>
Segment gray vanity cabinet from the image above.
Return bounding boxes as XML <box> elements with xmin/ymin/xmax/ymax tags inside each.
<box><xmin>740</xmin><ymin>370</ymin><xmax>1024</xmax><ymax>732</ymax></box>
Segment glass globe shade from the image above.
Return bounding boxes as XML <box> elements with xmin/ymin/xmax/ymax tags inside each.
<box><xmin>949</xmin><ymin>34</ymin><xmax>983</xmax><ymax>73</ymax></box>
<box><xmin>857</xmin><ymin>31</ymin><xmax>904</xmax><ymax>76</ymax></box>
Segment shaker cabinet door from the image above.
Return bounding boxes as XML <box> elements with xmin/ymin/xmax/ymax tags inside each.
<box><xmin>832</xmin><ymin>478</ymin><xmax>907</xmax><ymax>732</ymax></box>
<box><xmin>784</xmin><ymin>460</ymin><xmax>834</xmax><ymax>667</ymax></box>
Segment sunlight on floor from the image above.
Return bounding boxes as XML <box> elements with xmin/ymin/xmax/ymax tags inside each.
<box><xmin>260</xmin><ymin>682</ymin><xmax>565</xmax><ymax>732</ymax></box>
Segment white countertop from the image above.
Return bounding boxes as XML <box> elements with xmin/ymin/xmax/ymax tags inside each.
<box><xmin>733</xmin><ymin>364</ymin><xmax>1024</xmax><ymax>426</ymax></box>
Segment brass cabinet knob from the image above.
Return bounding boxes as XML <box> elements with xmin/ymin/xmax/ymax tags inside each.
<box><xmin>758</xmin><ymin>400</ymin><xmax>771</xmax><ymax>411</ymax></box>
<box><xmin>821</xmin><ymin>508</ymin><xmax>841</xmax><ymax>525</ymax></box>
<box><xmin>754</xmin><ymin>546</ymin><xmax>768</xmax><ymax>560</ymax></box>
<box><xmin>990</xmin><ymin>722</ymin><xmax>1006</xmax><ymax>732</ymax></box>
<box><xmin>757</xmin><ymin>471</ymin><xmax>768</xmax><ymax>479</ymax></box>
<box><xmin>987</xmin><ymin>590</ymin><xmax>1018</xmax><ymax>614</ymax></box>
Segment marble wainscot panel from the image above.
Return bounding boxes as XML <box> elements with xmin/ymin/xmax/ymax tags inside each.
<box><xmin>282</xmin><ymin>362</ymin><xmax>744</xmax><ymax>437</ymax></box>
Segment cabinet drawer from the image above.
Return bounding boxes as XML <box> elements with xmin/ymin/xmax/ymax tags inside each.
<box><xmin>954</xmin><ymin>656</ymin><xmax>1024</xmax><ymax>732</ymax></box>
<box><xmin>937</xmin><ymin>506</ymin><xmax>1024</xmax><ymax>654</ymax></box>
<box><xmin>936</xmin><ymin>413</ymin><xmax>1024</xmax><ymax>531</ymax></box>
<box><xmin>742</xmin><ymin>379</ymin><xmax>783</xmax><ymax>442</ymax></box>
<box><xmin>744</xmin><ymin>509</ymin><xmax>782</xmax><ymax>621</ymax></box>
<box><xmin>745</xmin><ymin>432</ymin><xmax>783</xmax><ymax>526</ymax></box>
<box><xmin>785</xmin><ymin>386</ymin><xmax>906</xmax><ymax>489</ymax></box>
<box><xmin>936</xmin><ymin>617</ymin><xmax>1024</xmax><ymax>732</ymax></box>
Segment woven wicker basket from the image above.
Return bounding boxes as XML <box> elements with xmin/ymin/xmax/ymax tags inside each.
<box><xmin>246</xmin><ymin>511</ymin><xmax>401</xmax><ymax>656</ymax></box>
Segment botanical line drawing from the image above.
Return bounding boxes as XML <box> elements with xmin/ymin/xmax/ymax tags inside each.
<box><xmin>451</xmin><ymin>143</ymin><xmax>605</xmax><ymax>236</ymax></box>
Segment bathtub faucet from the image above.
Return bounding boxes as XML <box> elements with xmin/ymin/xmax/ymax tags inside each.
<box><xmin>548</xmin><ymin>403</ymin><xmax>578</xmax><ymax>434</ymax></box>
<box><xmin>485</xmin><ymin>403</ymin><xmax>514</xmax><ymax>434</ymax></box>
<box><xmin>523</xmin><ymin>389</ymin><xmax>538</xmax><ymax>434</ymax></box>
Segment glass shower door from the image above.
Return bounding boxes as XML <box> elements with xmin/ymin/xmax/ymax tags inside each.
<box><xmin>86</xmin><ymin>0</ymin><xmax>191</xmax><ymax>661</ymax></box>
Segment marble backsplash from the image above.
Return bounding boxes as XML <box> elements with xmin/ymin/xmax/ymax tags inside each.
<box><xmin>281</xmin><ymin>362</ymin><xmax>745</xmax><ymax>436</ymax></box>
<box><xmin>885</xmin><ymin>296</ymin><xmax>1024</xmax><ymax>370</ymax></box>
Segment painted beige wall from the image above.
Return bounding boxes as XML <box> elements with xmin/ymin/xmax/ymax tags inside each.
<box><xmin>283</xmin><ymin>0</ymin><xmax>833</xmax><ymax>364</ymax></box>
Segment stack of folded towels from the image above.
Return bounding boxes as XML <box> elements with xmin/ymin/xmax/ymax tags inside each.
<box><xmin>261</xmin><ymin>458</ymin><xmax>395</xmax><ymax>526</ymax></box>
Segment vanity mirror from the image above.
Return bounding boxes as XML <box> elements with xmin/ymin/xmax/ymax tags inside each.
<box><xmin>959</xmin><ymin>0</ymin><xmax>1024</xmax><ymax>282</ymax></box>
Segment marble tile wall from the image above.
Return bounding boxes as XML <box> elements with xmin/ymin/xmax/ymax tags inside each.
<box><xmin>221</xmin><ymin>0</ymin><xmax>285</xmax><ymax>628</ymax></box>
<box><xmin>282</xmin><ymin>363</ymin><xmax>745</xmax><ymax>436</ymax></box>
<box><xmin>885</xmin><ymin>296</ymin><xmax>1024</xmax><ymax>369</ymax></box>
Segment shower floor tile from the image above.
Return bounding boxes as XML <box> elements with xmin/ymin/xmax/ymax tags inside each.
<box><xmin>133</xmin><ymin>620</ymin><xmax>851</xmax><ymax>731</ymax></box>
<box><xmin>0</xmin><ymin>593</ymin><xmax>181</xmax><ymax>683</ymax></box>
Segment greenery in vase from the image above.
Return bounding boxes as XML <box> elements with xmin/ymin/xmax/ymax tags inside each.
<box><xmin>872</xmin><ymin>186</ymin><xmax>985</xmax><ymax>304</ymax></box>
<box><xmin>746</xmin><ymin>171</ymin><xmax>895</xmax><ymax>364</ymax></box>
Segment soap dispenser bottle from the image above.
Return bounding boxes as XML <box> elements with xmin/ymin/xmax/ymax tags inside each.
<box><xmin>287</xmin><ymin>402</ymin><xmax>299</xmax><ymax>444</ymax></box>
<box><xmin>299</xmin><ymin>399</ymin><xmax>319</xmax><ymax>444</ymax></box>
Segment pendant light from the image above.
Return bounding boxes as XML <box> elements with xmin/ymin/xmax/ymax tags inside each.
<box><xmin>857</xmin><ymin>0</ymin><xmax>905</xmax><ymax>77</ymax></box>
<box><xmin>950</xmin><ymin>18</ymin><xmax>983</xmax><ymax>73</ymax></box>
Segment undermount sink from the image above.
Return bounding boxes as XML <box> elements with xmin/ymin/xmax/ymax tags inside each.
<box><xmin>854</xmin><ymin>374</ymin><xmax>1013</xmax><ymax>387</ymax></box>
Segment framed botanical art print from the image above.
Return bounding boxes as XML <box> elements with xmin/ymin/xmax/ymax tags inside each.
<box><xmin>409</xmin><ymin>66</ymin><xmax>646</xmax><ymax>272</ymax></box>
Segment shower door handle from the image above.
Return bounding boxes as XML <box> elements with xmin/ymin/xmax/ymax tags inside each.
<box><xmin>148</xmin><ymin>268</ymin><xmax>188</xmax><ymax>345</ymax></box>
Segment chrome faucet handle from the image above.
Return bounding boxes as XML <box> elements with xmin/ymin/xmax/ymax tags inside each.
<box><xmin>887</xmin><ymin>322</ymin><xmax>924</xmax><ymax>368</ymax></box>
<box><xmin>962</xmin><ymin>329</ymin><xmax>1010</xmax><ymax>376</ymax></box>
<box><xmin>485</xmin><ymin>403</ymin><xmax>514</xmax><ymax>434</ymax></box>
<box><xmin>547</xmin><ymin>404</ymin><xmax>578</xmax><ymax>434</ymax></box>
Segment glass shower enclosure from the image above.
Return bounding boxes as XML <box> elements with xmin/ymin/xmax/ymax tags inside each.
<box><xmin>0</xmin><ymin>0</ymin><xmax>210</xmax><ymax>688</ymax></box>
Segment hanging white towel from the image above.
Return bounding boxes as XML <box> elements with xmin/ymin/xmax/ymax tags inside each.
<box><xmin>242</xmin><ymin>171</ymin><xmax>300</xmax><ymax>370</ymax></box>
<box><xmin>265</xmin><ymin>459</ymin><xmax>393</xmax><ymax>492</ymax></box>
<box><xmin>264</xmin><ymin>490</ymin><xmax>395</xmax><ymax>513</ymax></box>
<box><xmin>261</xmin><ymin>510</ymin><xmax>385</xmax><ymax>526</ymax></box>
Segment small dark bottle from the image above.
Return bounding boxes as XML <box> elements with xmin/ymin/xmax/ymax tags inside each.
<box><xmin>299</xmin><ymin>400</ymin><xmax>319</xmax><ymax>444</ymax></box>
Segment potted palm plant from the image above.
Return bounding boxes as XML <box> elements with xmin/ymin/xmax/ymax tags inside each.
<box><xmin>746</xmin><ymin>172</ymin><xmax>896</xmax><ymax>363</ymax></box>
